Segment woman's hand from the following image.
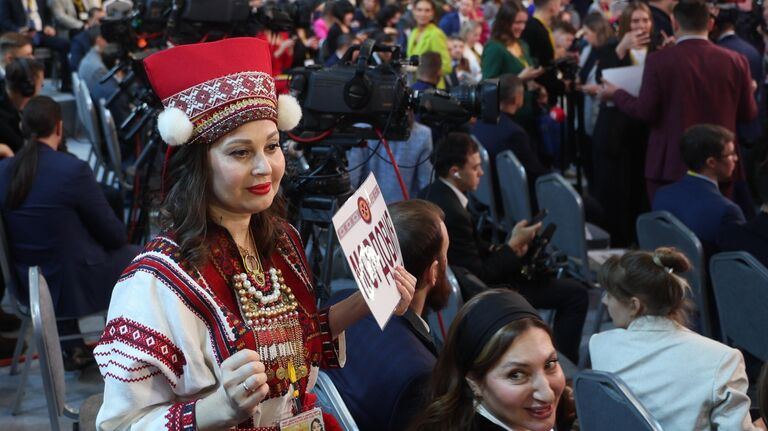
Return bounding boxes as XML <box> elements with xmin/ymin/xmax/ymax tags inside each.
<box><xmin>196</xmin><ymin>350</ymin><xmax>269</xmax><ymax>430</ymax></box>
<box><xmin>616</xmin><ymin>30</ymin><xmax>650</xmax><ymax>59</ymax></box>
<box><xmin>392</xmin><ymin>266</ymin><xmax>417</xmax><ymax>316</ymax></box>
<box><xmin>518</xmin><ymin>66</ymin><xmax>544</xmax><ymax>81</ymax></box>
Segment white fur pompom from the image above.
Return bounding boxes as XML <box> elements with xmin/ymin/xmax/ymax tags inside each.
<box><xmin>157</xmin><ymin>107</ymin><xmax>194</xmax><ymax>146</ymax></box>
<box><xmin>277</xmin><ymin>94</ymin><xmax>302</xmax><ymax>131</ymax></box>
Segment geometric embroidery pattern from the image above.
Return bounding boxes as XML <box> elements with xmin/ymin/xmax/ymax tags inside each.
<box><xmin>164</xmin><ymin>400</ymin><xmax>197</xmax><ymax>431</ymax></box>
<box><xmin>100</xmin><ymin>317</ymin><xmax>187</xmax><ymax>378</ymax></box>
<box><xmin>163</xmin><ymin>71</ymin><xmax>276</xmax><ymax>120</ymax></box>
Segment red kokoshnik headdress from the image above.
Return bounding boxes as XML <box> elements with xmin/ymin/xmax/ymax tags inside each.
<box><xmin>143</xmin><ymin>37</ymin><xmax>302</xmax><ymax>146</ymax></box>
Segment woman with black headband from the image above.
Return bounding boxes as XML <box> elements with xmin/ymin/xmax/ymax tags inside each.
<box><xmin>590</xmin><ymin>247</ymin><xmax>759</xmax><ymax>430</ymax></box>
<box><xmin>412</xmin><ymin>289</ymin><xmax>565</xmax><ymax>431</ymax></box>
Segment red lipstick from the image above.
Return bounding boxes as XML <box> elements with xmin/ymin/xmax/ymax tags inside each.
<box><xmin>525</xmin><ymin>405</ymin><xmax>553</xmax><ymax>420</ymax></box>
<box><xmin>247</xmin><ymin>183</ymin><xmax>272</xmax><ymax>195</ymax></box>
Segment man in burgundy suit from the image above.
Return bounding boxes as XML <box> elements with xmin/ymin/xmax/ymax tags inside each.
<box><xmin>600</xmin><ymin>0</ymin><xmax>757</xmax><ymax>201</ymax></box>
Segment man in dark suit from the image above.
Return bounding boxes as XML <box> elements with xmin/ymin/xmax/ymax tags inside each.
<box><xmin>653</xmin><ymin>124</ymin><xmax>745</xmax><ymax>256</ymax></box>
<box><xmin>719</xmin><ymin>159</ymin><xmax>768</xmax><ymax>267</ymax></box>
<box><xmin>0</xmin><ymin>0</ymin><xmax>72</xmax><ymax>91</ymax></box>
<box><xmin>418</xmin><ymin>132</ymin><xmax>588</xmax><ymax>363</ymax></box>
<box><xmin>648</xmin><ymin>0</ymin><xmax>675</xmax><ymax>47</ymax></box>
<box><xmin>713</xmin><ymin>8</ymin><xmax>763</xmax><ymax>148</ymax></box>
<box><xmin>600</xmin><ymin>0</ymin><xmax>757</xmax><ymax>201</ymax></box>
<box><xmin>521</xmin><ymin>0</ymin><xmax>565</xmax><ymax>106</ymax></box>
<box><xmin>472</xmin><ymin>74</ymin><xmax>549</xmax><ymax>214</ymax></box>
<box><xmin>325</xmin><ymin>200</ymin><xmax>450</xmax><ymax>431</ymax></box>
<box><xmin>0</xmin><ymin>57</ymin><xmax>43</xmax><ymax>155</ymax></box>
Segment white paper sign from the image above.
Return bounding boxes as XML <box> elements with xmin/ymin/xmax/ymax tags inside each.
<box><xmin>603</xmin><ymin>64</ymin><xmax>644</xmax><ymax>97</ymax></box>
<box><xmin>332</xmin><ymin>173</ymin><xmax>403</xmax><ymax>329</ymax></box>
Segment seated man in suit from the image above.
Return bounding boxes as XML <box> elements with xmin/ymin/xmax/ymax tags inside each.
<box><xmin>719</xmin><ymin>159</ymin><xmax>768</xmax><ymax>267</ymax></box>
<box><xmin>0</xmin><ymin>31</ymin><xmax>31</xmax><ymax>79</ymax></box>
<box><xmin>472</xmin><ymin>73</ymin><xmax>549</xmax><ymax>214</ymax></box>
<box><xmin>0</xmin><ymin>58</ymin><xmax>43</xmax><ymax>156</ymax></box>
<box><xmin>653</xmin><ymin>124</ymin><xmax>745</xmax><ymax>256</ymax></box>
<box><xmin>325</xmin><ymin>199</ymin><xmax>451</xmax><ymax>431</ymax></box>
<box><xmin>0</xmin><ymin>0</ymin><xmax>72</xmax><ymax>91</ymax></box>
<box><xmin>419</xmin><ymin>132</ymin><xmax>588</xmax><ymax>363</ymax></box>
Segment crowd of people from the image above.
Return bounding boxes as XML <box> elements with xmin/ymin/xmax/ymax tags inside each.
<box><xmin>0</xmin><ymin>0</ymin><xmax>767</xmax><ymax>430</ymax></box>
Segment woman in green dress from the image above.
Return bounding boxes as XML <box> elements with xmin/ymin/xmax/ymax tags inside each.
<box><xmin>408</xmin><ymin>0</ymin><xmax>452</xmax><ymax>88</ymax></box>
<box><xmin>482</xmin><ymin>0</ymin><xmax>544</xmax><ymax>128</ymax></box>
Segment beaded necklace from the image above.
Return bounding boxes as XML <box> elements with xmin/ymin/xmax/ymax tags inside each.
<box><xmin>232</xmin><ymin>231</ymin><xmax>309</xmax><ymax>392</ymax></box>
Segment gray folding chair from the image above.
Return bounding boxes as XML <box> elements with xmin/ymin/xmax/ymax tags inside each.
<box><xmin>70</xmin><ymin>72</ymin><xmax>84</xmax><ymax>139</ymax></box>
<box><xmin>26</xmin><ymin>266</ymin><xmax>80</xmax><ymax>430</ymax></box>
<box><xmin>470</xmin><ymin>138</ymin><xmax>502</xmax><ymax>242</ymax></box>
<box><xmin>636</xmin><ymin>211</ymin><xmax>712</xmax><ymax>338</ymax></box>
<box><xmin>710</xmin><ymin>252</ymin><xmax>768</xmax><ymax>361</ymax></box>
<box><xmin>98</xmin><ymin>98</ymin><xmax>133</xmax><ymax>191</ymax></box>
<box><xmin>535</xmin><ymin>173</ymin><xmax>610</xmax><ymax>283</ymax></box>
<box><xmin>313</xmin><ymin>370</ymin><xmax>360</xmax><ymax>431</ymax></box>
<box><xmin>496</xmin><ymin>149</ymin><xmax>532</xmax><ymax>227</ymax></box>
<box><xmin>574</xmin><ymin>370</ymin><xmax>663</xmax><ymax>431</ymax></box>
<box><xmin>427</xmin><ymin>266</ymin><xmax>464</xmax><ymax>348</ymax></box>
<box><xmin>78</xmin><ymin>80</ymin><xmax>110</xmax><ymax>184</ymax></box>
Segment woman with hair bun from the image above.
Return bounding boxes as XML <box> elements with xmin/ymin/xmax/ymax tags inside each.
<box><xmin>590</xmin><ymin>247</ymin><xmax>759</xmax><ymax>430</ymax></box>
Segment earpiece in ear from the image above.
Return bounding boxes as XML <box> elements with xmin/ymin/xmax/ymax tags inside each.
<box><xmin>453</xmin><ymin>172</ymin><xmax>461</xmax><ymax>179</ymax></box>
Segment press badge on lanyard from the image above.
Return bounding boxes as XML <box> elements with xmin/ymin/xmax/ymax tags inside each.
<box><xmin>278</xmin><ymin>407</ymin><xmax>324</xmax><ymax>431</ymax></box>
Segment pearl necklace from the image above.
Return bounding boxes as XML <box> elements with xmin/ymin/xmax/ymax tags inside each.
<box><xmin>234</xmin><ymin>268</ymin><xmax>299</xmax><ymax>326</ymax></box>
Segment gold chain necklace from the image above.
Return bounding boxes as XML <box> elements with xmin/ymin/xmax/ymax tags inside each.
<box><xmin>237</xmin><ymin>229</ymin><xmax>265</xmax><ymax>286</ymax></box>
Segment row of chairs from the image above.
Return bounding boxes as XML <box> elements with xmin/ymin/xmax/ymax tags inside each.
<box><xmin>71</xmin><ymin>73</ymin><xmax>132</xmax><ymax>196</ymax></box>
<box><xmin>0</xmin><ymin>215</ymin><xmax>104</xmax><ymax>427</ymax></box>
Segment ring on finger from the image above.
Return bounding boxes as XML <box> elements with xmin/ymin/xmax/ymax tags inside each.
<box><xmin>242</xmin><ymin>381</ymin><xmax>253</xmax><ymax>394</ymax></box>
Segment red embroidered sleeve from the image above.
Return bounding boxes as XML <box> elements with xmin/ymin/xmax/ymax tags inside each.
<box><xmin>164</xmin><ymin>400</ymin><xmax>198</xmax><ymax>431</ymax></box>
<box><xmin>316</xmin><ymin>307</ymin><xmax>342</xmax><ymax>368</ymax></box>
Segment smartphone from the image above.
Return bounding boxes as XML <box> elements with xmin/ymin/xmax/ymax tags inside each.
<box><xmin>530</xmin><ymin>209</ymin><xmax>549</xmax><ymax>225</ymax></box>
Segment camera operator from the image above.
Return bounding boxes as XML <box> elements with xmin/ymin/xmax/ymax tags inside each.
<box><xmin>419</xmin><ymin>132</ymin><xmax>588</xmax><ymax>364</ymax></box>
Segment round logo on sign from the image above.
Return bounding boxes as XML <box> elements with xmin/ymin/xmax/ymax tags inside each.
<box><xmin>357</xmin><ymin>197</ymin><xmax>372</xmax><ymax>224</ymax></box>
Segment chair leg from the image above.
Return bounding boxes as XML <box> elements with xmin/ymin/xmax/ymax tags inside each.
<box><xmin>11</xmin><ymin>343</ymin><xmax>34</xmax><ymax>415</ymax></box>
<box><xmin>9</xmin><ymin>317</ymin><xmax>30</xmax><ymax>376</ymax></box>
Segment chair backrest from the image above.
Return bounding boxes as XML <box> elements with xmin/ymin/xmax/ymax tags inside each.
<box><xmin>71</xmin><ymin>73</ymin><xmax>85</xmax><ymax>126</ymax></box>
<box><xmin>29</xmin><ymin>266</ymin><xmax>66</xmax><ymax>431</ymax></box>
<box><xmin>313</xmin><ymin>370</ymin><xmax>359</xmax><ymax>431</ymax></box>
<box><xmin>427</xmin><ymin>266</ymin><xmax>464</xmax><ymax>347</ymax></box>
<box><xmin>78</xmin><ymin>80</ymin><xmax>108</xmax><ymax>170</ymax></box>
<box><xmin>496</xmin><ymin>149</ymin><xmax>532</xmax><ymax>227</ymax></box>
<box><xmin>97</xmin><ymin>98</ymin><xmax>130</xmax><ymax>190</ymax></box>
<box><xmin>535</xmin><ymin>173</ymin><xmax>589</xmax><ymax>279</ymax></box>
<box><xmin>469</xmin><ymin>137</ymin><xmax>498</xmax><ymax>222</ymax></box>
<box><xmin>574</xmin><ymin>370</ymin><xmax>663</xmax><ymax>431</ymax></box>
<box><xmin>636</xmin><ymin>211</ymin><xmax>711</xmax><ymax>337</ymax></box>
<box><xmin>710</xmin><ymin>251</ymin><xmax>768</xmax><ymax>361</ymax></box>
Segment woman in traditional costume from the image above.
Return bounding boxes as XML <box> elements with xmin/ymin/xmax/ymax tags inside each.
<box><xmin>94</xmin><ymin>37</ymin><xmax>415</xmax><ymax>430</ymax></box>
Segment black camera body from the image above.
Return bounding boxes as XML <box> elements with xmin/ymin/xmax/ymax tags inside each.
<box><xmin>290</xmin><ymin>39</ymin><xmax>500</xmax><ymax>142</ymax></box>
<box><xmin>291</xmin><ymin>56</ymin><xmax>412</xmax><ymax>141</ymax></box>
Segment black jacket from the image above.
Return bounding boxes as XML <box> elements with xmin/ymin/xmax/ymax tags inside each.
<box><xmin>418</xmin><ymin>180</ymin><xmax>521</xmax><ymax>286</ymax></box>
<box><xmin>0</xmin><ymin>91</ymin><xmax>22</xmax><ymax>153</ymax></box>
<box><xmin>521</xmin><ymin>16</ymin><xmax>565</xmax><ymax>105</ymax></box>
